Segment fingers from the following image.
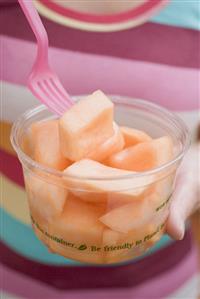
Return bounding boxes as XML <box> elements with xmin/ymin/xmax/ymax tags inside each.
<box><xmin>166</xmin><ymin>182</ymin><xmax>199</xmax><ymax>240</ymax></box>
<box><xmin>166</xmin><ymin>210</ymin><xmax>185</xmax><ymax>240</ymax></box>
<box><xmin>166</xmin><ymin>144</ymin><xmax>199</xmax><ymax>240</ymax></box>
<box><xmin>166</xmin><ymin>175</ymin><xmax>190</xmax><ymax>240</ymax></box>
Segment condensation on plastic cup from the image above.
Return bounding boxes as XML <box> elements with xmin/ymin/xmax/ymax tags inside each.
<box><xmin>11</xmin><ymin>96</ymin><xmax>190</xmax><ymax>264</ymax></box>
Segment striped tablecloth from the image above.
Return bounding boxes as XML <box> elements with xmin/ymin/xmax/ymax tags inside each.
<box><xmin>1</xmin><ymin>1</ymin><xmax>199</xmax><ymax>298</ymax></box>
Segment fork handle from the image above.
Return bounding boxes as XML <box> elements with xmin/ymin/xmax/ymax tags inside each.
<box><xmin>18</xmin><ymin>0</ymin><xmax>49</xmax><ymax>66</ymax></box>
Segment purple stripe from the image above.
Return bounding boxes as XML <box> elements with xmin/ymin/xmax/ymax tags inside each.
<box><xmin>0</xmin><ymin>231</ymin><xmax>195</xmax><ymax>290</ymax></box>
<box><xmin>0</xmin><ymin>5</ymin><xmax>199</xmax><ymax>68</ymax></box>
<box><xmin>0</xmin><ymin>149</ymin><xmax>24</xmax><ymax>187</ymax></box>
<box><xmin>0</xmin><ymin>238</ymin><xmax>198</xmax><ymax>298</ymax></box>
<box><xmin>0</xmin><ymin>0</ymin><xmax>17</xmax><ymax>7</ymax></box>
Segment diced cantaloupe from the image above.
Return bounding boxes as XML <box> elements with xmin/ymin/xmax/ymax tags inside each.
<box><xmin>48</xmin><ymin>195</ymin><xmax>105</xmax><ymax>263</ymax></box>
<box><xmin>103</xmin><ymin>228</ymin><xmax>159</xmax><ymax>263</ymax></box>
<box><xmin>106</xmin><ymin>195</ymin><xmax>137</xmax><ymax>211</ymax></box>
<box><xmin>107</xmin><ymin>136</ymin><xmax>173</xmax><ymax>171</ymax></box>
<box><xmin>87</xmin><ymin>123</ymin><xmax>124</xmax><ymax>162</ymax></box>
<box><xmin>20</xmin><ymin>89</ymin><xmax>175</xmax><ymax>264</ymax></box>
<box><xmin>30</xmin><ymin>206</ymin><xmax>50</xmax><ymax>247</ymax></box>
<box><xmin>100</xmin><ymin>197</ymin><xmax>153</xmax><ymax>233</ymax></box>
<box><xmin>21</xmin><ymin>130</ymin><xmax>34</xmax><ymax>158</ymax></box>
<box><xmin>148</xmin><ymin>174</ymin><xmax>175</xmax><ymax>212</ymax></box>
<box><xmin>120</xmin><ymin>126</ymin><xmax>152</xmax><ymax>147</ymax></box>
<box><xmin>49</xmin><ymin>241</ymin><xmax>104</xmax><ymax>264</ymax></box>
<box><xmin>63</xmin><ymin>159</ymin><xmax>151</xmax><ymax>203</ymax></box>
<box><xmin>25</xmin><ymin>173</ymin><xmax>67</xmax><ymax>222</ymax></box>
<box><xmin>103</xmin><ymin>213</ymin><xmax>167</xmax><ymax>263</ymax></box>
<box><xmin>59</xmin><ymin>90</ymin><xmax>114</xmax><ymax>161</ymax></box>
<box><xmin>31</xmin><ymin>120</ymin><xmax>70</xmax><ymax>170</ymax></box>
<box><xmin>102</xmin><ymin>228</ymin><xmax>144</xmax><ymax>263</ymax></box>
<box><xmin>101</xmin><ymin>174</ymin><xmax>173</xmax><ymax>235</ymax></box>
<box><xmin>102</xmin><ymin>174</ymin><xmax>173</xmax><ymax>236</ymax></box>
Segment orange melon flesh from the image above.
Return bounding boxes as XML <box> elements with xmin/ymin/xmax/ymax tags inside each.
<box><xmin>121</xmin><ymin>126</ymin><xmax>152</xmax><ymax>147</ymax></box>
<box><xmin>107</xmin><ymin>136</ymin><xmax>173</xmax><ymax>171</ymax></box>
<box><xmin>100</xmin><ymin>197</ymin><xmax>153</xmax><ymax>233</ymax></box>
<box><xmin>30</xmin><ymin>206</ymin><xmax>51</xmax><ymax>247</ymax></box>
<box><xmin>103</xmin><ymin>207</ymin><xmax>168</xmax><ymax>263</ymax></box>
<box><xmin>103</xmin><ymin>228</ymin><xmax>143</xmax><ymax>263</ymax></box>
<box><xmin>21</xmin><ymin>131</ymin><xmax>34</xmax><ymax>159</ymax></box>
<box><xmin>25</xmin><ymin>173</ymin><xmax>67</xmax><ymax>222</ymax></box>
<box><xmin>59</xmin><ymin>90</ymin><xmax>114</xmax><ymax>161</ymax></box>
<box><xmin>100</xmin><ymin>174</ymin><xmax>174</xmax><ymax>235</ymax></box>
<box><xmin>31</xmin><ymin>120</ymin><xmax>71</xmax><ymax>170</ymax></box>
<box><xmin>48</xmin><ymin>195</ymin><xmax>105</xmax><ymax>263</ymax></box>
<box><xmin>148</xmin><ymin>174</ymin><xmax>175</xmax><ymax>212</ymax></box>
<box><xmin>87</xmin><ymin>122</ymin><xmax>124</xmax><ymax>162</ymax></box>
<box><xmin>63</xmin><ymin>159</ymin><xmax>150</xmax><ymax>203</ymax></box>
<box><xmin>103</xmin><ymin>222</ymin><xmax>164</xmax><ymax>263</ymax></box>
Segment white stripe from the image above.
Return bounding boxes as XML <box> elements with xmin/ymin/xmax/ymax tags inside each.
<box><xmin>167</xmin><ymin>273</ymin><xmax>200</xmax><ymax>299</ymax></box>
<box><xmin>1</xmin><ymin>292</ymin><xmax>22</xmax><ymax>299</ymax></box>
<box><xmin>1</xmin><ymin>81</ymin><xmax>38</xmax><ymax>122</ymax></box>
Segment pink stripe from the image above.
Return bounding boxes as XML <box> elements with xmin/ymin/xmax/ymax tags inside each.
<box><xmin>1</xmin><ymin>36</ymin><xmax>199</xmax><ymax>111</ymax></box>
<box><xmin>1</xmin><ymin>246</ymin><xmax>198</xmax><ymax>299</ymax></box>
<box><xmin>39</xmin><ymin>0</ymin><xmax>165</xmax><ymax>24</ymax></box>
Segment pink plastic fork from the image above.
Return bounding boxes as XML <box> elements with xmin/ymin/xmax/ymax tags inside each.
<box><xmin>18</xmin><ymin>0</ymin><xmax>73</xmax><ymax>115</ymax></box>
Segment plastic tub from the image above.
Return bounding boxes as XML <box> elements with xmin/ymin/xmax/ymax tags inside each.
<box><xmin>11</xmin><ymin>96</ymin><xmax>190</xmax><ymax>264</ymax></box>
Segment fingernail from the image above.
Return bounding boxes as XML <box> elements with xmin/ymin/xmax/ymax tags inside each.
<box><xmin>178</xmin><ymin>221</ymin><xmax>185</xmax><ymax>240</ymax></box>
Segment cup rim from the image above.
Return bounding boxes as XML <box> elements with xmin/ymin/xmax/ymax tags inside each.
<box><xmin>11</xmin><ymin>95</ymin><xmax>190</xmax><ymax>181</ymax></box>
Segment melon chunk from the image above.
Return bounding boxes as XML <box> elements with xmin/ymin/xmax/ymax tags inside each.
<box><xmin>63</xmin><ymin>159</ymin><xmax>151</xmax><ymax>203</ymax></box>
<box><xmin>103</xmin><ymin>208</ymin><xmax>168</xmax><ymax>263</ymax></box>
<box><xmin>30</xmin><ymin>207</ymin><xmax>50</xmax><ymax>247</ymax></box>
<box><xmin>87</xmin><ymin>123</ymin><xmax>124</xmax><ymax>162</ymax></box>
<box><xmin>25</xmin><ymin>173</ymin><xmax>67</xmax><ymax>222</ymax></box>
<box><xmin>103</xmin><ymin>222</ymin><xmax>162</xmax><ymax>263</ymax></box>
<box><xmin>121</xmin><ymin>126</ymin><xmax>152</xmax><ymax>147</ymax></box>
<box><xmin>148</xmin><ymin>173</ymin><xmax>175</xmax><ymax>212</ymax></box>
<box><xmin>31</xmin><ymin>120</ymin><xmax>70</xmax><ymax>170</ymax></box>
<box><xmin>102</xmin><ymin>174</ymin><xmax>174</xmax><ymax>234</ymax></box>
<box><xmin>103</xmin><ymin>228</ymin><xmax>140</xmax><ymax>263</ymax></box>
<box><xmin>107</xmin><ymin>136</ymin><xmax>173</xmax><ymax>171</ymax></box>
<box><xmin>22</xmin><ymin>130</ymin><xmax>34</xmax><ymax>158</ymax></box>
<box><xmin>48</xmin><ymin>195</ymin><xmax>105</xmax><ymax>263</ymax></box>
<box><xmin>59</xmin><ymin>90</ymin><xmax>114</xmax><ymax>161</ymax></box>
<box><xmin>100</xmin><ymin>197</ymin><xmax>153</xmax><ymax>233</ymax></box>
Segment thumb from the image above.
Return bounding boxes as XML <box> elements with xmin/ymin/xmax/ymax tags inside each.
<box><xmin>166</xmin><ymin>172</ymin><xmax>198</xmax><ymax>240</ymax></box>
<box><xmin>166</xmin><ymin>145</ymin><xmax>199</xmax><ymax>240</ymax></box>
<box><xmin>166</xmin><ymin>205</ymin><xmax>185</xmax><ymax>240</ymax></box>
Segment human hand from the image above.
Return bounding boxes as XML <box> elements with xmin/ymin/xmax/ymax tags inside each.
<box><xmin>166</xmin><ymin>144</ymin><xmax>200</xmax><ymax>240</ymax></box>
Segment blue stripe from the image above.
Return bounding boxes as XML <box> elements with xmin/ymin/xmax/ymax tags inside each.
<box><xmin>151</xmin><ymin>0</ymin><xmax>200</xmax><ymax>31</ymax></box>
<box><xmin>0</xmin><ymin>208</ymin><xmax>173</xmax><ymax>265</ymax></box>
<box><xmin>0</xmin><ymin>208</ymin><xmax>80</xmax><ymax>265</ymax></box>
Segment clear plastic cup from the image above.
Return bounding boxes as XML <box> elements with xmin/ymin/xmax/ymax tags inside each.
<box><xmin>11</xmin><ymin>96</ymin><xmax>190</xmax><ymax>264</ymax></box>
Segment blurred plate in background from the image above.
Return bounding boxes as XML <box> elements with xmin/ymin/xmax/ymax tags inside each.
<box><xmin>34</xmin><ymin>0</ymin><xmax>169</xmax><ymax>32</ymax></box>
